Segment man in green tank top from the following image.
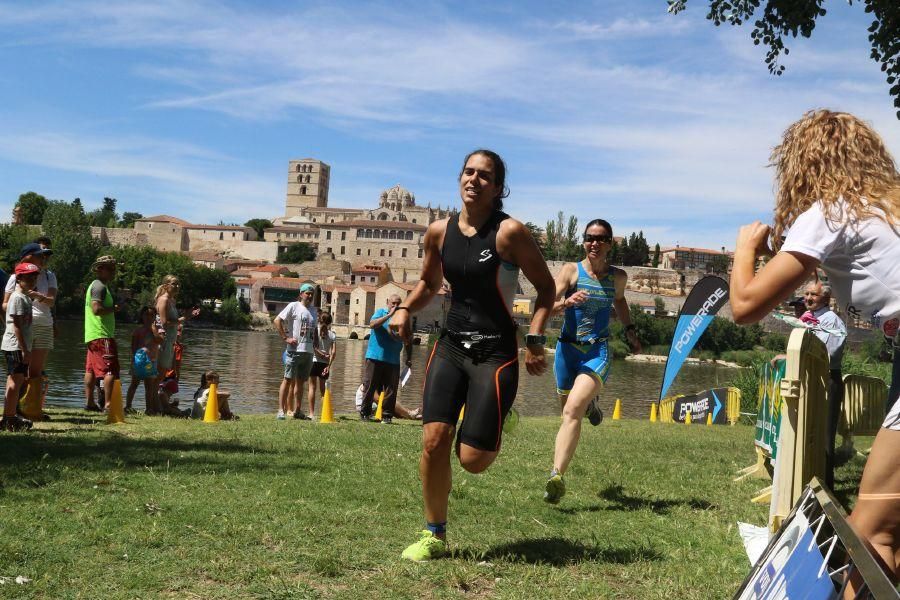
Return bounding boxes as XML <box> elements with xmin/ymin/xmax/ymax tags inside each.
<box><xmin>83</xmin><ymin>256</ymin><xmax>122</xmax><ymax>412</ymax></box>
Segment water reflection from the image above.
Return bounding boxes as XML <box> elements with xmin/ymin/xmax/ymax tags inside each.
<box><xmin>46</xmin><ymin>324</ymin><xmax>734</xmax><ymax>419</ymax></box>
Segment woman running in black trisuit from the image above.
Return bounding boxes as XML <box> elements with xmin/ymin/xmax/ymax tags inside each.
<box><xmin>390</xmin><ymin>149</ymin><xmax>555</xmax><ymax>561</ymax></box>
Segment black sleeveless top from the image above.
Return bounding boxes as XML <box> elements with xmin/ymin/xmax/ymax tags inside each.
<box><xmin>441</xmin><ymin>211</ymin><xmax>520</xmax><ymax>335</ymax></box>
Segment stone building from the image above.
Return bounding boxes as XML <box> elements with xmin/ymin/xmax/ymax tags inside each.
<box><xmin>285</xmin><ymin>158</ymin><xmax>330</xmax><ymax>215</ymax></box>
<box><xmin>268</xmin><ymin>158</ymin><xmax>454</xmax><ymax>266</ymax></box>
<box><xmin>91</xmin><ymin>215</ymin><xmax>278</xmax><ymax>262</ymax></box>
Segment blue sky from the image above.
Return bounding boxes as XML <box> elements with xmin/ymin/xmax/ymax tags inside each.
<box><xmin>0</xmin><ymin>0</ymin><xmax>897</xmax><ymax>248</ymax></box>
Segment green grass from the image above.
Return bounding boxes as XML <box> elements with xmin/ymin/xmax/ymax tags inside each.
<box><xmin>0</xmin><ymin>412</ymin><xmax>867</xmax><ymax>599</ymax></box>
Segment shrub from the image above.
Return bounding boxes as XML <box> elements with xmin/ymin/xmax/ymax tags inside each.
<box><xmin>762</xmin><ymin>333</ymin><xmax>787</xmax><ymax>352</ymax></box>
<box><xmin>608</xmin><ymin>339</ymin><xmax>630</xmax><ymax>359</ymax></box>
<box><xmin>214</xmin><ymin>297</ymin><xmax>250</xmax><ymax>329</ymax></box>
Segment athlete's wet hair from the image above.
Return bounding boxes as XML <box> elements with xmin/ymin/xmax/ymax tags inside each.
<box><xmin>583</xmin><ymin>218</ymin><xmax>613</xmax><ymax>237</ymax></box>
<box><xmin>459</xmin><ymin>149</ymin><xmax>510</xmax><ymax>210</ymax></box>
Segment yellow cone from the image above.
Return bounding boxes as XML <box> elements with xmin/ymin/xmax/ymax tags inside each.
<box><xmin>374</xmin><ymin>391</ymin><xmax>385</xmax><ymax>421</ymax></box>
<box><xmin>706</xmin><ymin>412</ymin><xmax>713</xmax><ymax>426</ymax></box>
<box><xmin>649</xmin><ymin>402</ymin><xmax>657</xmax><ymax>423</ymax></box>
<box><xmin>612</xmin><ymin>398</ymin><xmax>621</xmax><ymax>420</ymax></box>
<box><xmin>106</xmin><ymin>379</ymin><xmax>125</xmax><ymax>424</ymax></box>
<box><xmin>18</xmin><ymin>377</ymin><xmax>42</xmax><ymax>420</ymax></box>
<box><xmin>458</xmin><ymin>404</ymin><xmax>465</xmax><ymax>421</ymax></box>
<box><xmin>203</xmin><ymin>382</ymin><xmax>220</xmax><ymax>423</ymax></box>
<box><xmin>684</xmin><ymin>411</ymin><xmax>692</xmax><ymax>425</ymax></box>
<box><xmin>319</xmin><ymin>383</ymin><xmax>335</xmax><ymax>423</ymax></box>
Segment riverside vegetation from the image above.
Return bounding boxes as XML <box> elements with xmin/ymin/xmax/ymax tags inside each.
<box><xmin>0</xmin><ymin>412</ymin><xmax>871</xmax><ymax>599</ymax></box>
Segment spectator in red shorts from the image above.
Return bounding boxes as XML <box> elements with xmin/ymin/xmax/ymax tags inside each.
<box><xmin>83</xmin><ymin>255</ymin><xmax>122</xmax><ymax>412</ymax></box>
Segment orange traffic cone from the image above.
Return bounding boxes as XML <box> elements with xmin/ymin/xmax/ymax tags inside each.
<box><xmin>106</xmin><ymin>380</ymin><xmax>125</xmax><ymax>424</ymax></box>
<box><xmin>374</xmin><ymin>391</ymin><xmax>385</xmax><ymax>421</ymax></box>
<box><xmin>203</xmin><ymin>383</ymin><xmax>220</xmax><ymax>423</ymax></box>
<box><xmin>18</xmin><ymin>378</ymin><xmax>42</xmax><ymax>420</ymax></box>
<box><xmin>320</xmin><ymin>383</ymin><xmax>334</xmax><ymax>423</ymax></box>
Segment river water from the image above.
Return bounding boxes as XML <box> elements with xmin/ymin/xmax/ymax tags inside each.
<box><xmin>45</xmin><ymin>323</ymin><xmax>733</xmax><ymax>419</ymax></box>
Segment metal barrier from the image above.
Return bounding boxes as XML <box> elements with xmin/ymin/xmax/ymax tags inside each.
<box><xmin>838</xmin><ymin>374</ymin><xmax>888</xmax><ymax>455</ymax></box>
<box><xmin>769</xmin><ymin>328</ymin><xmax>829</xmax><ymax>533</ymax></box>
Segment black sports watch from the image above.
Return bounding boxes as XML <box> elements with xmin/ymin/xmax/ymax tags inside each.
<box><xmin>525</xmin><ymin>333</ymin><xmax>547</xmax><ymax>347</ymax></box>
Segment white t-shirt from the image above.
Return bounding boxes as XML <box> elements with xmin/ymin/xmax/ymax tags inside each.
<box><xmin>781</xmin><ymin>200</ymin><xmax>900</xmax><ymax>336</ymax></box>
<box><xmin>6</xmin><ymin>270</ymin><xmax>56</xmax><ymax>325</ymax></box>
<box><xmin>313</xmin><ymin>329</ymin><xmax>336</xmax><ymax>364</ymax></box>
<box><xmin>277</xmin><ymin>302</ymin><xmax>317</xmax><ymax>353</ymax></box>
<box><xmin>2</xmin><ymin>290</ymin><xmax>33</xmax><ymax>352</ymax></box>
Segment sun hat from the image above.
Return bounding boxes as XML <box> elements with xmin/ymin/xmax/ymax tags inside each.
<box><xmin>19</xmin><ymin>242</ymin><xmax>52</xmax><ymax>260</ymax></box>
<box><xmin>92</xmin><ymin>255</ymin><xmax>122</xmax><ymax>270</ymax></box>
<box><xmin>14</xmin><ymin>262</ymin><xmax>40</xmax><ymax>276</ymax></box>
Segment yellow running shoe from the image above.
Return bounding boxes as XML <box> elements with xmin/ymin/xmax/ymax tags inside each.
<box><xmin>543</xmin><ymin>473</ymin><xmax>566</xmax><ymax>504</ymax></box>
<box><xmin>401</xmin><ymin>530</ymin><xmax>448</xmax><ymax>561</ymax></box>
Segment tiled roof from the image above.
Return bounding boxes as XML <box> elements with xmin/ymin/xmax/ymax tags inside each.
<box><xmin>251</xmin><ymin>265</ymin><xmax>289</xmax><ymax>273</ymax></box>
<box><xmin>234</xmin><ymin>278</ymin><xmax>254</xmax><ymax>286</ymax></box>
<box><xmin>139</xmin><ymin>215</ymin><xmax>193</xmax><ymax>226</ymax></box>
<box><xmin>186</xmin><ymin>224</ymin><xmax>253</xmax><ymax>232</ymax></box>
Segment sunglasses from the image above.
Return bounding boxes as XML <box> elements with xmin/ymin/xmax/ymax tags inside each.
<box><xmin>583</xmin><ymin>234</ymin><xmax>612</xmax><ymax>244</ymax></box>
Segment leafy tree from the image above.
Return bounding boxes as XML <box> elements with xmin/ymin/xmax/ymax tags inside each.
<box><xmin>245</xmin><ymin>218</ymin><xmax>274</xmax><ymax>239</ymax></box>
<box><xmin>621</xmin><ymin>231</ymin><xmax>650</xmax><ymax>266</ymax></box>
<box><xmin>654</xmin><ymin>296</ymin><xmax>667</xmax><ymax>315</ymax></box>
<box><xmin>277</xmin><ymin>242</ymin><xmax>315</xmax><ymax>264</ymax></box>
<box><xmin>120</xmin><ymin>212</ymin><xmax>143</xmax><ymax>228</ymax></box>
<box><xmin>14</xmin><ymin>192</ymin><xmax>49</xmax><ymax>225</ymax></box>
<box><xmin>0</xmin><ymin>224</ymin><xmax>36</xmax><ymax>271</ymax></box>
<box><xmin>523</xmin><ymin>222</ymin><xmax>545</xmax><ymax>255</ymax></box>
<box><xmin>668</xmin><ymin>0</ymin><xmax>900</xmax><ymax>117</ymax></box>
<box><xmin>608</xmin><ymin>239</ymin><xmax>622</xmax><ymax>265</ymax></box>
<box><xmin>41</xmin><ymin>200</ymin><xmax>99</xmax><ymax>313</ymax></box>
<box><xmin>708</xmin><ymin>253</ymin><xmax>731</xmax><ymax>274</ymax></box>
<box><xmin>652</xmin><ymin>243</ymin><xmax>661</xmax><ymax>268</ymax></box>
<box><xmin>87</xmin><ymin>196</ymin><xmax>119</xmax><ymax>227</ymax></box>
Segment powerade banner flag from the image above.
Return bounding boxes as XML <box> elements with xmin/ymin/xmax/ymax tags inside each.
<box><xmin>659</xmin><ymin>276</ymin><xmax>729</xmax><ymax>402</ymax></box>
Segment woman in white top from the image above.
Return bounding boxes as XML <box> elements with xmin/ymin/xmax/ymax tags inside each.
<box><xmin>729</xmin><ymin>110</ymin><xmax>899</xmax><ymax>592</ymax></box>
<box><xmin>2</xmin><ymin>240</ymin><xmax>57</xmax><ymax>418</ymax></box>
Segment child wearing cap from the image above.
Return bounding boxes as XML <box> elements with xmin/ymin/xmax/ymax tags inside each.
<box><xmin>1</xmin><ymin>262</ymin><xmax>41</xmax><ymax>431</ymax></box>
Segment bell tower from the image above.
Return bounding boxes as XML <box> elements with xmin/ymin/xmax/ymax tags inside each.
<box><xmin>286</xmin><ymin>158</ymin><xmax>330</xmax><ymax>216</ymax></box>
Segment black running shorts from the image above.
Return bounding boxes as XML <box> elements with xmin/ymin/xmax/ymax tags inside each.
<box><xmin>421</xmin><ymin>334</ymin><xmax>518</xmax><ymax>452</ymax></box>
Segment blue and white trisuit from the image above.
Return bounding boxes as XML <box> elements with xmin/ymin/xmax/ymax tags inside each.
<box><xmin>553</xmin><ymin>262</ymin><xmax>619</xmax><ymax>394</ymax></box>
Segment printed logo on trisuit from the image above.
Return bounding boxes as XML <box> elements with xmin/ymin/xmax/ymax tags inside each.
<box><xmin>478</xmin><ymin>250</ymin><xmax>492</xmax><ymax>262</ymax></box>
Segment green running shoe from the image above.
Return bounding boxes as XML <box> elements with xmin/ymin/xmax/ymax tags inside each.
<box><xmin>543</xmin><ymin>473</ymin><xmax>566</xmax><ymax>504</ymax></box>
<box><xmin>401</xmin><ymin>530</ymin><xmax>448</xmax><ymax>562</ymax></box>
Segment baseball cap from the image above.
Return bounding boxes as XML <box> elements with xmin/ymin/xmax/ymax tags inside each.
<box><xmin>300</xmin><ymin>283</ymin><xmax>315</xmax><ymax>293</ymax></box>
<box><xmin>14</xmin><ymin>262</ymin><xmax>40</xmax><ymax>276</ymax></box>
<box><xmin>19</xmin><ymin>242</ymin><xmax>52</xmax><ymax>260</ymax></box>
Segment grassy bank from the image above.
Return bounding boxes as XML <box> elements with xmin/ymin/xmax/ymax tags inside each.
<box><xmin>0</xmin><ymin>412</ymin><xmax>867</xmax><ymax>599</ymax></box>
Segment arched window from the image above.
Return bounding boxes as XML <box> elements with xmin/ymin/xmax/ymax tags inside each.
<box><xmin>297</xmin><ymin>175</ymin><xmax>303</xmax><ymax>183</ymax></box>
<box><xmin>378</xmin><ymin>213</ymin><xmax>388</xmax><ymax>220</ymax></box>
<box><xmin>357</xmin><ymin>229</ymin><xmax>363</xmax><ymax>238</ymax></box>
<box><xmin>306</xmin><ymin>174</ymin><xmax>311</xmax><ymax>183</ymax></box>
<box><xmin>296</xmin><ymin>164</ymin><xmax>302</xmax><ymax>173</ymax></box>
<box><xmin>388</xmin><ymin>230</ymin><xmax>396</xmax><ymax>240</ymax></box>
<box><xmin>373</xmin><ymin>230</ymin><xmax>381</xmax><ymax>239</ymax></box>
<box><xmin>412</xmin><ymin>219</ymin><xmax>417</xmax><ymax>223</ymax></box>
<box><xmin>300</xmin><ymin>185</ymin><xmax>307</xmax><ymax>195</ymax></box>
<box><xmin>405</xmin><ymin>231</ymin><xmax>413</xmax><ymax>240</ymax></box>
<box><xmin>365</xmin><ymin>229</ymin><xmax>372</xmax><ymax>238</ymax></box>
<box><xmin>382</xmin><ymin>230</ymin><xmax>388</xmax><ymax>239</ymax></box>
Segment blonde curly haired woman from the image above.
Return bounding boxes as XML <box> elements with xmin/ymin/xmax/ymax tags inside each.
<box><xmin>729</xmin><ymin>110</ymin><xmax>899</xmax><ymax>591</ymax></box>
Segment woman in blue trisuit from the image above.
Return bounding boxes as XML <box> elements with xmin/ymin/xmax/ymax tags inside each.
<box><xmin>543</xmin><ymin>218</ymin><xmax>641</xmax><ymax>504</ymax></box>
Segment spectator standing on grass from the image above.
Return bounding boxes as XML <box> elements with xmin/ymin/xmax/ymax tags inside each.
<box><xmin>359</xmin><ymin>294</ymin><xmax>411</xmax><ymax>424</ymax></box>
<box><xmin>1</xmin><ymin>263</ymin><xmax>41</xmax><ymax>431</ymax></box>
<box><xmin>274</xmin><ymin>283</ymin><xmax>317</xmax><ymax>420</ymax></box>
<box><xmin>126</xmin><ymin>306</ymin><xmax>163</xmax><ymax>414</ymax></box>
<box><xmin>799</xmin><ymin>281</ymin><xmax>846</xmax><ymax>490</ymax></box>
<box><xmin>307</xmin><ymin>311</ymin><xmax>336</xmax><ymax>420</ymax></box>
<box><xmin>2</xmin><ymin>241</ymin><xmax>56</xmax><ymax>421</ymax></box>
<box><xmin>83</xmin><ymin>256</ymin><xmax>122</xmax><ymax>413</ymax></box>
<box><xmin>727</xmin><ymin>110</ymin><xmax>899</xmax><ymax>594</ymax></box>
<box><xmin>155</xmin><ymin>275</ymin><xmax>199</xmax><ymax>379</ymax></box>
